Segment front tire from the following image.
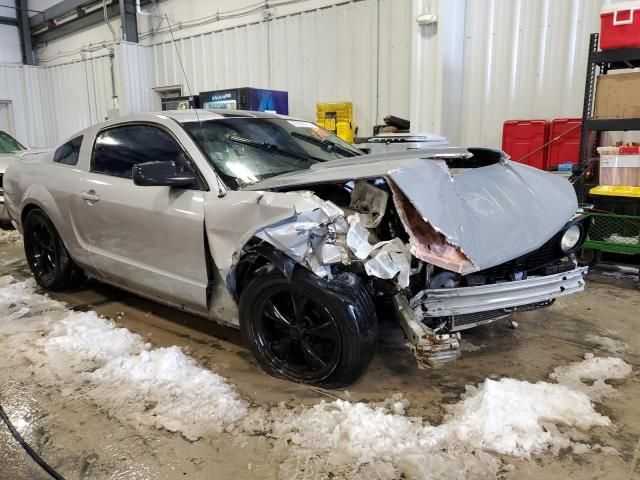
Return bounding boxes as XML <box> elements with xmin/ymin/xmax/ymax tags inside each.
<box><xmin>239</xmin><ymin>268</ymin><xmax>377</xmax><ymax>388</ymax></box>
<box><xmin>23</xmin><ymin>209</ymin><xmax>84</xmax><ymax>290</ymax></box>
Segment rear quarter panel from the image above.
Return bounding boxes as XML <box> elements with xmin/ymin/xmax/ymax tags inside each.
<box><xmin>4</xmin><ymin>151</ymin><xmax>96</xmax><ymax>273</ymax></box>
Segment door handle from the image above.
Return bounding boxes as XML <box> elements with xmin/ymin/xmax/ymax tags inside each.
<box><xmin>80</xmin><ymin>190</ymin><xmax>100</xmax><ymax>203</ymax></box>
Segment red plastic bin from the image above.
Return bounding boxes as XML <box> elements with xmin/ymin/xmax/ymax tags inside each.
<box><xmin>501</xmin><ymin>120</ymin><xmax>549</xmax><ymax>170</ymax></box>
<box><xmin>546</xmin><ymin>118</ymin><xmax>582</xmax><ymax>168</ymax></box>
<box><xmin>600</xmin><ymin>1</ymin><xmax>640</xmax><ymax>50</ymax></box>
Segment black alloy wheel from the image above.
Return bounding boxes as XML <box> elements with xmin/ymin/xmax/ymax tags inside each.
<box><xmin>27</xmin><ymin>221</ymin><xmax>57</xmax><ymax>283</ymax></box>
<box><xmin>255</xmin><ymin>287</ymin><xmax>342</xmax><ymax>382</ymax></box>
<box><xmin>23</xmin><ymin>209</ymin><xmax>84</xmax><ymax>290</ymax></box>
<box><xmin>239</xmin><ymin>268</ymin><xmax>378</xmax><ymax>388</ymax></box>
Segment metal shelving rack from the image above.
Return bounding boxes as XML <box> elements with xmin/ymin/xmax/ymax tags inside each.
<box><xmin>577</xmin><ymin>32</ymin><xmax>640</xmax><ymax>200</ymax></box>
<box><xmin>577</xmin><ymin>33</ymin><xmax>640</xmax><ymax>267</ymax></box>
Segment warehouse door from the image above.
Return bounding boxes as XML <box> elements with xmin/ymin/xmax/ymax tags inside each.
<box><xmin>0</xmin><ymin>101</ymin><xmax>15</xmax><ymax>136</ymax></box>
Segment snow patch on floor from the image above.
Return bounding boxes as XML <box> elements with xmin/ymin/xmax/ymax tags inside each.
<box><xmin>269</xmin><ymin>398</ymin><xmax>500</xmax><ymax>480</ymax></box>
<box><xmin>0</xmin><ymin>276</ymin><xmax>249</xmax><ymax>439</ymax></box>
<box><xmin>585</xmin><ymin>334</ymin><xmax>626</xmax><ymax>354</ymax></box>
<box><xmin>0</xmin><ymin>275</ymin><xmax>633</xmax><ymax>479</ymax></box>
<box><xmin>0</xmin><ymin>229</ymin><xmax>23</xmax><ymax>243</ymax></box>
<box><xmin>600</xmin><ymin>266</ymin><xmax>639</xmax><ymax>281</ymax></box>
<box><xmin>266</xmin><ymin>369</ymin><xmax>625</xmax><ymax>478</ymax></box>
<box><xmin>429</xmin><ymin>377</ymin><xmax>610</xmax><ymax>457</ymax></box>
<box><xmin>88</xmin><ymin>346</ymin><xmax>249</xmax><ymax>440</ymax></box>
<box><xmin>43</xmin><ymin>311</ymin><xmax>149</xmax><ymax>365</ymax></box>
<box><xmin>549</xmin><ymin>353</ymin><xmax>632</xmax><ymax>401</ymax></box>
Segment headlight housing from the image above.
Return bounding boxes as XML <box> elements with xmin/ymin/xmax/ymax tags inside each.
<box><xmin>560</xmin><ymin>224</ymin><xmax>582</xmax><ymax>253</ymax></box>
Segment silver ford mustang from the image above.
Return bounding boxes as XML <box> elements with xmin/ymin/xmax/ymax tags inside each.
<box><xmin>3</xmin><ymin>110</ymin><xmax>589</xmax><ymax>387</ymax></box>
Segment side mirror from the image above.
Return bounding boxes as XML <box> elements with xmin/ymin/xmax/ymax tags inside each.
<box><xmin>132</xmin><ymin>161</ymin><xmax>197</xmax><ymax>188</ymax></box>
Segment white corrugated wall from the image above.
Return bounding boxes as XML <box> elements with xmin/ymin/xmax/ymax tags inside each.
<box><xmin>43</xmin><ymin>55</ymin><xmax>115</xmax><ymax>142</ymax></box>
<box><xmin>149</xmin><ymin>0</ymin><xmax>413</xmax><ymax>136</ymax></box>
<box><xmin>2</xmin><ymin>0</ymin><xmax>632</xmax><ymax>148</ymax></box>
<box><xmin>0</xmin><ymin>55</ymin><xmax>115</xmax><ymax>147</ymax></box>
<box><xmin>118</xmin><ymin>43</ymin><xmax>159</xmax><ymax>115</ymax></box>
<box><xmin>457</xmin><ymin>0</ymin><xmax>622</xmax><ymax>147</ymax></box>
<box><xmin>0</xmin><ymin>65</ymin><xmax>31</xmax><ymax>145</ymax></box>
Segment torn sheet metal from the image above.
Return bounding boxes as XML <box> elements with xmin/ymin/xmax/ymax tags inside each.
<box><xmin>346</xmin><ymin>214</ymin><xmax>376</xmax><ymax>259</ymax></box>
<box><xmin>346</xmin><ymin>214</ymin><xmax>412</xmax><ymax>287</ymax></box>
<box><xmin>255</xmin><ymin>209</ymin><xmax>333</xmax><ymax>263</ymax></box>
<box><xmin>364</xmin><ymin>238</ymin><xmax>411</xmax><ymax>288</ymax></box>
<box><xmin>389</xmin><ymin>182</ymin><xmax>476</xmax><ymax>274</ymax></box>
<box><xmin>254</xmin><ymin>194</ymin><xmax>349</xmax><ymax>277</ymax></box>
<box><xmin>204</xmin><ymin>190</ymin><xmax>344</xmax><ymax>275</ymax></box>
<box><xmin>388</xmin><ymin>159</ymin><xmax>578</xmax><ymax>271</ymax></box>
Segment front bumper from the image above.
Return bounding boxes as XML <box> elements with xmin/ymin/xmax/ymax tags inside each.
<box><xmin>412</xmin><ymin>266</ymin><xmax>588</xmax><ymax>330</ymax></box>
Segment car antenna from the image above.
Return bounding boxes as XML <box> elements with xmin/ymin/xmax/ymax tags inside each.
<box><xmin>165</xmin><ymin>14</ymin><xmax>226</xmax><ymax>198</ymax></box>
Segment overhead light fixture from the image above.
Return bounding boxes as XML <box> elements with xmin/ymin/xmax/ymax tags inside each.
<box><xmin>416</xmin><ymin>13</ymin><xmax>437</xmax><ymax>25</ymax></box>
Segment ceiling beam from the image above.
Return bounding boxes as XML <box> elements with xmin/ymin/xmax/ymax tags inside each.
<box><xmin>32</xmin><ymin>2</ymin><xmax>120</xmax><ymax>45</ymax></box>
<box><xmin>0</xmin><ymin>16</ymin><xmax>18</xmax><ymax>26</ymax></box>
<box><xmin>119</xmin><ymin>0</ymin><xmax>138</xmax><ymax>43</ymax></box>
<box><xmin>29</xmin><ymin>0</ymin><xmax>96</xmax><ymax>29</ymax></box>
<box><xmin>16</xmin><ymin>0</ymin><xmax>35</xmax><ymax>65</ymax></box>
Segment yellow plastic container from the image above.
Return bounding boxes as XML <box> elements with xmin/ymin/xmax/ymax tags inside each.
<box><xmin>316</xmin><ymin>102</ymin><xmax>354</xmax><ymax>143</ymax></box>
<box><xmin>590</xmin><ymin>185</ymin><xmax>640</xmax><ymax>198</ymax></box>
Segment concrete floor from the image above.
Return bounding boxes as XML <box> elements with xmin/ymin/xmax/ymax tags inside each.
<box><xmin>0</xmin><ymin>239</ymin><xmax>639</xmax><ymax>480</ymax></box>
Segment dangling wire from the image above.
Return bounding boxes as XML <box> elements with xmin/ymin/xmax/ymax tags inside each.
<box><xmin>165</xmin><ymin>14</ymin><xmax>226</xmax><ymax>197</ymax></box>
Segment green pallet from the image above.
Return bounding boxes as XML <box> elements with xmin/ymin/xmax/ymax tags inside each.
<box><xmin>582</xmin><ymin>211</ymin><xmax>640</xmax><ymax>255</ymax></box>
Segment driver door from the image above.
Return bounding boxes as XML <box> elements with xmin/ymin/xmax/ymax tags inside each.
<box><xmin>70</xmin><ymin>123</ymin><xmax>209</xmax><ymax>313</ymax></box>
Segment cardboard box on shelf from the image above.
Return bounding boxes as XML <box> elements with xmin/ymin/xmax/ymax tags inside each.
<box><xmin>594</xmin><ymin>72</ymin><xmax>640</xmax><ymax>119</ymax></box>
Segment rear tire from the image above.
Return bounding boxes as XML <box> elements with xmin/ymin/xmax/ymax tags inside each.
<box><xmin>239</xmin><ymin>268</ymin><xmax>377</xmax><ymax>388</ymax></box>
<box><xmin>23</xmin><ymin>209</ymin><xmax>84</xmax><ymax>290</ymax></box>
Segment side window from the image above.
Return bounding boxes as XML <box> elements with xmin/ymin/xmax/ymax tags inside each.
<box><xmin>53</xmin><ymin>135</ymin><xmax>83</xmax><ymax>166</ymax></box>
<box><xmin>92</xmin><ymin>124</ymin><xmax>185</xmax><ymax>178</ymax></box>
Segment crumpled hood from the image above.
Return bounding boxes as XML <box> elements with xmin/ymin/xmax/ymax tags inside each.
<box><xmin>246</xmin><ymin>149</ymin><xmax>578</xmax><ymax>272</ymax></box>
<box><xmin>387</xmin><ymin>158</ymin><xmax>577</xmax><ymax>271</ymax></box>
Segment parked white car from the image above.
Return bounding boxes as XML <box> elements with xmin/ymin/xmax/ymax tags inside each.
<box><xmin>0</xmin><ymin>131</ymin><xmax>48</xmax><ymax>223</ymax></box>
<box><xmin>3</xmin><ymin>110</ymin><xmax>590</xmax><ymax>387</ymax></box>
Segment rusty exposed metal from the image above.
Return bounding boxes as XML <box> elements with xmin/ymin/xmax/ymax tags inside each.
<box><xmin>389</xmin><ymin>181</ymin><xmax>476</xmax><ymax>274</ymax></box>
<box><xmin>393</xmin><ymin>293</ymin><xmax>461</xmax><ymax>368</ymax></box>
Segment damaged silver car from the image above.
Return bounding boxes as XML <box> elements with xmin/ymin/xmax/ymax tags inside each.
<box><xmin>3</xmin><ymin>110</ymin><xmax>589</xmax><ymax>387</ymax></box>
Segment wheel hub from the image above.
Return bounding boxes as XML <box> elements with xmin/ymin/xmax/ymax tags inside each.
<box><xmin>289</xmin><ymin>326</ymin><xmax>304</xmax><ymax>339</ymax></box>
<box><xmin>256</xmin><ymin>289</ymin><xmax>342</xmax><ymax>381</ymax></box>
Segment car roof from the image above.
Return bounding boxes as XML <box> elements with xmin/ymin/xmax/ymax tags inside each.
<box><xmin>161</xmin><ymin>109</ymin><xmax>298</xmax><ymax>123</ymax></box>
<box><xmin>66</xmin><ymin>110</ymin><xmax>307</xmax><ymax>147</ymax></box>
